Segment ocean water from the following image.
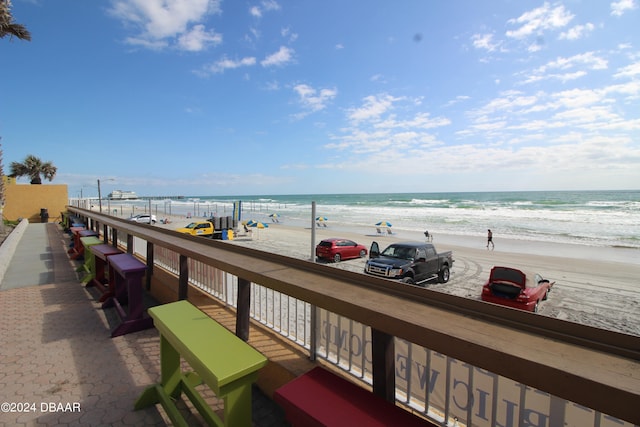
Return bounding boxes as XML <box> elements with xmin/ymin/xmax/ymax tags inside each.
<box><xmin>127</xmin><ymin>190</ymin><xmax>640</xmax><ymax>250</ymax></box>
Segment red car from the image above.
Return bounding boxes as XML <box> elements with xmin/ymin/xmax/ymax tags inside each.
<box><xmin>481</xmin><ymin>266</ymin><xmax>555</xmax><ymax>312</ymax></box>
<box><xmin>316</xmin><ymin>238</ymin><xmax>368</xmax><ymax>263</ymax></box>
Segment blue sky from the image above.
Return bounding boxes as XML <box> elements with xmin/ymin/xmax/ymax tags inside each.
<box><xmin>2</xmin><ymin>1</ymin><xmax>639</xmax><ymax>197</ymax></box>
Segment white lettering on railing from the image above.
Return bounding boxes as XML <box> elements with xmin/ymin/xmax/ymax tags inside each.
<box><xmin>317</xmin><ymin>312</ymin><xmax>632</xmax><ymax>427</ymax></box>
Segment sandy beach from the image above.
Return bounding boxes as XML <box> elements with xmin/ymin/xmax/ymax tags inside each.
<box><xmin>156</xmin><ymin>215</ymin><xmax>640</xmax><ymax>336</ymax></box>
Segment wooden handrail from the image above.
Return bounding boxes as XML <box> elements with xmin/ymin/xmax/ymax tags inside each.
<box><xmin>69</xmin><ymin>207</ymin><xmax>640</xmax><ymax>424</ymax></box>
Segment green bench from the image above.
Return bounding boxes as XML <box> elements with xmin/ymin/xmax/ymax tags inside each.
<box><xmin>135</xmin><ymin>300</ymin><xmax>268</xmax><ymax>427</ymax></box>
<box><xmin>77</xmin><ymin>235</ymin><xmax>103</xmax><ymax>283</ymax></box>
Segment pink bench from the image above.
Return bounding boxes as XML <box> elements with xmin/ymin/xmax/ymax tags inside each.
<box><xmin>274</xmin><ymin>367</ymin><xmax>435</xmax><ymax>427</ymax></box>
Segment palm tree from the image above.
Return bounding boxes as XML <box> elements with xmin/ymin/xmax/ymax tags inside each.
<box><xmin>10</xmin><ymin>155</ymin><xmax>57</xmax><ymax>184</ymax></box>
<box><xmin>0</xmin><ymin>0</ymin><xmax>31</xmax><ymax>40</ymax></box>
<box><xmin>1</xmin><ymin>1</ymin><xmax>30</xmax><ymax>234</ymax></box>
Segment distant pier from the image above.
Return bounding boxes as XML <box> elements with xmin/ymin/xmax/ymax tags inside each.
<box><xmin>137</xmin><ymin>195</ymin><xmax>185</xmax><ymax>200</ymax></box>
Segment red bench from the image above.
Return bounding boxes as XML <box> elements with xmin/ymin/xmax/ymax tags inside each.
<box><xmin>274</xmin><ymin>367</ymin><xmax>434</xmax><ymax>427</ymax></box>
<box><xmin>67</xmin><ymin>226</ymin><xmax>85</xmax><ymax>257</ymax></box>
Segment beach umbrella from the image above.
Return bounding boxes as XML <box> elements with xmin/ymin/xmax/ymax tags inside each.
<box><xmin>269</xmin><ymin>213</ymin><xmax>280</xmax><ymax>222</ymax></box>
<box><xmin>375</xmin><ymin>221</ymin><xmax>393</xmax><ymax>227</ymax></box>
<box><xmin>248</xmin><ymin>220</ymin><xmax>269</xmax><ymax>239</ymax></box>
<box><xmin>316</xmin><ymin>216</ymin><xmax>328</xmax><ymax>227</ymax></box>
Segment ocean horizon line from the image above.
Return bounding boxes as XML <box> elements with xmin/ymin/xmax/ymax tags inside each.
<box><xmin>173</xmin><ymin>188</ymin><xmax>640</xmax><ymax>200</ymax></box>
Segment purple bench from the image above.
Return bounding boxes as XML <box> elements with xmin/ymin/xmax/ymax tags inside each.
<box><xmin>102</xmin><ymin>253</ymin><xmax>153</xmax><ymax>337</ymax></box>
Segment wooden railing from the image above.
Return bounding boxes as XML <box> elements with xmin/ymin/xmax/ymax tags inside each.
<box><xmin>67</xmin><ymin>207</ymin><xmax>640</xmax><ymax>426</ymax></box>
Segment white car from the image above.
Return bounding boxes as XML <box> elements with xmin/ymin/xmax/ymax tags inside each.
<box><xmin>128</xmin><ymin>214</ymin><xmax>157</xmax><ymax>224</ymax></box>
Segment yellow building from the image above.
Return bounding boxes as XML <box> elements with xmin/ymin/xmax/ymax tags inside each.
<box><xmin>3</xmin><ymin>177</ymin><xmax>68</xmax><ymax>223</ymax></box>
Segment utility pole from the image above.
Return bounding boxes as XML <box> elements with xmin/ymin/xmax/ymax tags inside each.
<box><xmin>97</xmin><ymin>179</ymin><xmax>102</xmax><ymax>212</ymax></box>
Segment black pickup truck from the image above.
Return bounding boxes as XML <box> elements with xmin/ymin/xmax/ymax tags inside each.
<box><xmin>364</xmin><ymin>241</ymin><xmax>453</xmax><ymax>285</ymax></box>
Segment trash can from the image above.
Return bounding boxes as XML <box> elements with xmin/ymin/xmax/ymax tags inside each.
<box><xmin>40</xmin><ymin>208</ymin><xmax>49</xmax><ymax>223</ymax></box>
<box><xmin>212</xmin><ymin>216</ymin><xmax>221</xmax><ymax>230</ymax></box>
<box><xmin>227</xmin><ymin>229</ymin><xmax>234</xmax><ymax>240</ymax></box>
<box><xmin>221</xmin><ymin>230</ymin><xmax>228</xmax><ymax>240</ymax></box>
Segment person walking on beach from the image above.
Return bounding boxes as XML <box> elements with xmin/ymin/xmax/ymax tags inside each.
<box><xmin>487</xmin><ymin>229</ymin><xmax>494</xmax><ymax>250</ymax></box>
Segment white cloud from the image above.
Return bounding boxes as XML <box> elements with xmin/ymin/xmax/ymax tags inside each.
<box><xmin>326</xmin><ymin>95</ymin><xmax>450</xmax><ymax>157</ymax></box>
<box><xmin>471</xmin><ymin>33</ymin><xmax>500</xmax><ymax>52</ymax></box>
<box><xmin>604</xmin><ymin>81</ymin><xmax>640</xmax><ymax>101</ymax></box>
<box><xmin>521</xmin><ymin>52</ymin><xmax>608</xmax><ymax>84</ymax></box>
<box><xmin>527</xmin><ymin>42</ymin><xmax>543</xmax><ymax>53</ymax></box>
<box><xmin>506</xmin><ymin>3</ymin><xmax>574</xmax><ymax>39</ymax></box>
<box><xmin>177</xmin><ymin>24</ymin><xmax>222</xmax><ymax>51</ymax></box>
<box><xmin>292</xmin><ymin>84</ymin><xmax>337</xmax><ymax>119</ymax></box>
<box><xmin>261</xmin><ymin>46</ymin><xmax>294</xmax><ymax>67</ymax></box>
<box><xmin>346</xmin><ymin>94</ymin><xmax>400</xmax><ymax>124</ymax></box>
<box><xmin>249</xmin><ymin>6</ymin><xmax>261</xmax><ymax>18</ymax></box>
<box><xmin>471</xmin><ymin>90</ymin><xmax>539</xmax><ymax>118</ymax></box>
<box><xmin>614</xmin><ymin>61</ymin><xmax>640</xmax><ymax>78</ymax></box>
<box><xmin>559</xmin><ymin>23</ymin><xmax>595</xmax><ymax>40</ymax></box>
<box><xmin>323</xmin><ymin>132</ymin><xmax>640</xmax><ymax>183</ymax></box>
<box><xmin>611</xmin><ymin>0</ymin><xmax>637</xmax><ymax>16</ymax></box>
<box><xmin>249</xmin><ymin>0</ymin><xmax>280</xmax><ymax>18</ymax></box>
<box><xmin>444</xmin><ymin>95</ymin><xmax>471</xmax><ymax>108</ymax></box>
<box><xmin>109</xmin><ymin>0</ymin><xmax>221</xmax><ymax>51</ymax></box>
<box><xmin>281</xmin><ymin>27</ymin><xmax>298</xmax><ymax>43</ymax></box>
<box><xmin>204</xmin><ymin>56</ymin><xmax>257</xmax><ymax>74</ymax></box>
<box><xmin>550</xmin><ymin>88</ymin><xmax>604</xmax><ymax>110</ymax></box>
<box><xmin>375</xmin><ymin>113</ymin><xmax>451</xmax><ymax>131</ymax></box>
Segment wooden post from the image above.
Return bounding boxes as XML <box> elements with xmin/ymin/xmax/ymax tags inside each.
<box><xmin>127</xmin><ymin>234</ymin><xmax>134</xmax><ymax>254</ymax></box>
<box><xmin>112</xmin><ymin>229</ymin><xmax>118</xmax><ymax>248</ymax></box>
<box><xmin>103</xmin><ymin>224</ymin><xmax>108</xmax><ymax>244</ymax></box>
<box><xmin>146</xmin><ymin>242</ymin><xmax>154</xmax><ymax>291</ymax></box>
<box><xmin>236</xmin><ymin>278</ymin><xmax>251</xmax><ymax>341</ymax></box>
<box><xmin>371</xmin><ymin>328</ymin><xmax>395</xmax><ymax>402</ymax></box>
<box><xmin>178</xmin><ymin>255</ymin><xmax>188</xmax><ymax>300</ymax></box>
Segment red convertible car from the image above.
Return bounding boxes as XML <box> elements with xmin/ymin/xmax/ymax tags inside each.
<box><xmin>481</xmin><ymin>266</ymin><xmax>555</xmax><ymax>312</ymax></box>
<box><xmin>316</xmin><ymin>238</ymin><xmax>368</xmax><ymax>262</ymax></box>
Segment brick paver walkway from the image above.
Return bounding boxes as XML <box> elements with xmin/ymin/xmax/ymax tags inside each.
<box><xmin>0</xmin><ymin>223</ymin><xmax>289</xmax><ymax>426</ymax></box>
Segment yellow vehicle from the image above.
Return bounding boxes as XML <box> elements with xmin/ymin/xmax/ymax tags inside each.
<box><xmin>176</xmin><ymin>221</ymin><xmax>215</xmax><ymax>238</ymax></box>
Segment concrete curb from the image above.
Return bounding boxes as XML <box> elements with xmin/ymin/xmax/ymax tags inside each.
<box><xmin>0</xmin><ymin>218</ymin><xmax>30</xmax><ymax>286</ymax></box>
